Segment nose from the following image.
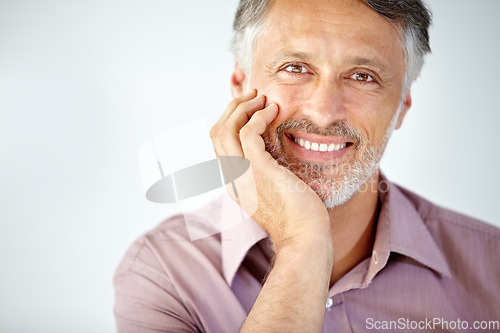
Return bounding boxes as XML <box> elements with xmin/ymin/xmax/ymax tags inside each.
<box><xmin>300</xmin><ymin>78</ymin><xmax>347</xmax><ymax>128</ymax></box>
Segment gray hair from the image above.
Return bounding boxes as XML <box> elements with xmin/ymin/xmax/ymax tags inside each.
<box><xmin>231</xmin><ymin>0</ymin><xmax>432</xmax><ymax>92</ymax></box>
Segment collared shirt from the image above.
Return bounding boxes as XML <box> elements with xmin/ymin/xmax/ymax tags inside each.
<box><xmin>114</xmin><ymin>177</ymin><xmax>500</xmax><ymax>332</ymax></box>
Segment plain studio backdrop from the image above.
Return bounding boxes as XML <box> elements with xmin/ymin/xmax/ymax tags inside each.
<box><xmin>0</xmin><ymin>0</ymin><xmax>499</xmax><ymax>331</ymax></box>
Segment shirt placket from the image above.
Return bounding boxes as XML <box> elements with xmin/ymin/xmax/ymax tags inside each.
<box><xmin>322</xmin><ymin>293</ymin><xmax>353</xmax><ymax>332</ymax></box>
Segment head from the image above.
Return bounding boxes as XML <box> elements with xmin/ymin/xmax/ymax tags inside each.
<box><xmin>230</xmin><ymin>0</ymin><xmax>432</xmax><ymax>208</ymax></box>
<box><xmin>232</xmin><ymin>0</ymin><xmax>432</xmax><ymax>95</ymax></box>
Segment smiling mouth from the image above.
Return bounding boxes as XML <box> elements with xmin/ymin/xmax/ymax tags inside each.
<box><xmin>287</xmin><ymin>134</ymin><xmax>354</xmax><ymax>152</ymax></box>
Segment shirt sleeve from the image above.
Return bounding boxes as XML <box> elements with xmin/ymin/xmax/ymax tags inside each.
<box><xmin>113</xmin><ymin>238</ymin><xmax>200</xmax><ymax>333</ymax></box>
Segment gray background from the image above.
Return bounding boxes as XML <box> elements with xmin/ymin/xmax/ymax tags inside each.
<box><xmin>0</xmin><ymin>0</ymin><xmax>499</xmax><ymax>332</ymax></box>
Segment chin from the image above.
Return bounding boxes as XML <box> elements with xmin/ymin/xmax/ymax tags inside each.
<box><xmin>306</xmin><ymin>173</ymin><xmax>368</xmax><ymax>209</ymax></box>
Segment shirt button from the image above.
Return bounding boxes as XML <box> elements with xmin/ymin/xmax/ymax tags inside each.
<box><xmin>372</xmin><ymin>250</ymin><xmax>379</xmax><ymax>265</ymax></box>
<box><xmin>326</xmin><ymin>297</ymin><xmax>333</xmax><ymax>309</ymax></box>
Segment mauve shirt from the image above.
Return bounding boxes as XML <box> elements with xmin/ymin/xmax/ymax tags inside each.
<box><xmin>114</xmin><ymin>177</ymin><xmax>500</xmax><ymax>332</ymax></box>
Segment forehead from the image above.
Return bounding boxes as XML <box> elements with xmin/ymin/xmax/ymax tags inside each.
<box><xmin>256</xmin><ymin>0</ymin><xmax>404</xmax><ymax>68</ymax></box>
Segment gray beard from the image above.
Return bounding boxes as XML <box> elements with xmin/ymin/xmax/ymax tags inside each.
<box><xmin>263</xmin><ymin>116</ymin><xmax>397</xmax><ymax>208</ymax></box>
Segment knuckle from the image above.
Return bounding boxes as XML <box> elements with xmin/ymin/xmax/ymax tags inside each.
<box><xmin>239</xmin><ymin>125</ymin><xmax>252</xmax><ymax>139</ymax></box>
<box><xmin>252</xmin><ymin>109</ymin><xmax>264</xmax><ymax>119</ymax></box>
<box><xmin>234</xmin><ymin>99</ymin><xmax>250</xmax><ymax>113</ymax></box>
<box><xmin>239</xmin><ymin>130</ymin><xmax>251</xmax><ymax>142</ymax></box>
<box><xmin>209</xmin><ymin>125</ymin><xmax>218</xmax><ymax>139</ymax></box>
<box><xmin>236</xmin><ymin>96</ymin><xmax>261</xmax><ymax>112</ymax></box>
<box><xmin>248</xmin><ymin>112</ymin><xmax>264</xmax><ymax>128</ymax></box>
<box><xmin>227</xmin><ymin>98</ymin><xmax>244</xmax><ymax>111</ymax></box>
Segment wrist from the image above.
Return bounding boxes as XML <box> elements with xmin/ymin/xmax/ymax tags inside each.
<box><xmin>274</xmin><ymin>233</ymin><xmax>334</xmax><ymax>270</ymax></box>
<box><xmin>273</xmin><ymin>217</ymin><xmax>332</xmax><ymax>252</ymax></box>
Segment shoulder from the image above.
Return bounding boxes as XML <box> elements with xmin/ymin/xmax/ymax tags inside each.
<box><xmin>116</xmin><ymin>208</ymin><xmax>224</xmax><ymax>282</ymax></box>
<box><xmin>394</xmin><ymin>184</ymin><xmax>500</xmax><ymax>288</ymax></box>
<box><xmin>113</xmin><ymin>204</ymin><xmax>233</xmax><ymax>332</ymax></box>
<box><xmin>395</xmin><ymin>184</ymin><xmax>500</xmax><ymax>241</ymax></box>
<box><xmin>384</xmin><ymin>183</ymin><xmax>500</xmax><ymax>318</ymax></box>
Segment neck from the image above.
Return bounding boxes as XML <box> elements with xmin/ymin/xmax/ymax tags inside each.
<box><xmin>328</xmin><ymin>170</ymin><xmax>381</xmax><ymax>286</ymax></box>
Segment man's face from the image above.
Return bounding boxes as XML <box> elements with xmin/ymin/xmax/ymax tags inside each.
<box><xmin>237</xmin><ymin>0</ymin><xmax>410</xmax><ymax>207</ymax></box>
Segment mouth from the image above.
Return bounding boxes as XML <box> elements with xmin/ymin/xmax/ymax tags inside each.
<box><xmin>284</xmin><ymin>133</ymin><xmax>354</xmax><ymax>162</ymax></box>
<box><xmin>292</xmin><ymin>136</ymin><xmax>352</xmax><ymax>152</ymax></box>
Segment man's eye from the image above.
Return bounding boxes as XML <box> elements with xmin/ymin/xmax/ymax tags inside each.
<box><xmin>350</xmin><ymin>73</ymin><xmax>374</xmax><ymax>83</ymax></box>
<box><xmin>284</xmin><ymin>64</ymin><xmax>308</xmax><ymax>74</ymax></box>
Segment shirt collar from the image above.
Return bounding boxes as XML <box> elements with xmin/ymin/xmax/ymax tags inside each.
<box><xmin>371</xmin><ymin>174</ymin><xmax>451</xmax><ymax>279</ymax></box>
<box><xmin>220</xmin><ymin>196</ymin><xmax>268</xmax><ymax>285</ymax></box>
<box><xmin>220</xmin><ymin>174</ymin><xmax>451</xmax><ymax>286</ymax></box>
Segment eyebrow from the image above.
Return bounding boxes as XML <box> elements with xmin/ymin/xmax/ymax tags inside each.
<box><xmin>266</xmin><ymin>50</ymin><xmax>316</xmax><ymax>68</ymax></box>
<box><xmin>346</xmin><ymin>56</ymin><xmax>390</xmax><ymax>72</ymax></box>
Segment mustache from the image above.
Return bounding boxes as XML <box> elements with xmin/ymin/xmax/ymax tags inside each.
<box><xmin>275</xmin><ymin>119</ymin><xmax>364</xmax><ymax>144</ymax></box>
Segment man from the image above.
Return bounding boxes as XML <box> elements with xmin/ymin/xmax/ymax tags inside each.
<box><xmin>114</xmin><ymin>0</ymin><xmax>500</xmax><ymax>332</ymax></box>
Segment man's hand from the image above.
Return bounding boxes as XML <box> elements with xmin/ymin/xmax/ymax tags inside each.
<box><xmin>210</xmin><ymin>89</ymin><xmax>331</xmax><ymax>251</ymax></box>
<box><xmin>210</xmin><ymin>90</ymin><xmax>334</xmax><ymax>332</ymax></box>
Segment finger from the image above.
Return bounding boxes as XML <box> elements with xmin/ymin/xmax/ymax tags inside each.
<box><xmin>212</xmin><ymin>95</ymin><xmax>266</xmax><ymax>157</ymax></box>
<box><xmin>212</xmin><ymin>89</ymin><xmax>256</xmax><ymax>132</ymax></box>
<box><xmin>240</xmin><ymin>103</ymin><xmax>279</xmax><ymax>162</ymax></box>
<box><xmin>225</xmin><ymin>95</ymin><xmax>266</xmax><ymax>133</ymax></box>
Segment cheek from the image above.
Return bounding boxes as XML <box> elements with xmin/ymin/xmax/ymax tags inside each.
<box><xmin>360</xmin><ymin>101</ymin><xmax>399</xmax><ymax>144</ymax></box>
<box><xmin>261</xmin><ymin>85</ymin><xmax>306</xmax><ymax>129</ymax></box>
<box><xmin>343</xmin><ymin>90</ymin><xmax>399</xmax><ymax>142</ymax></box>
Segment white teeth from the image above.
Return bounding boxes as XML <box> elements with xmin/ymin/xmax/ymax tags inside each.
<box><xmin>294</xmin><ymin>137</ymin><xmax>347</xmax><ymax>152</ymax></box>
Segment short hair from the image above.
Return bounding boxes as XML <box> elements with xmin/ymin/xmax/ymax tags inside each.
<box><xmin>231</xmin><ymin>0</ymin><xmax>432</xmax><ymax>92</ymax></box>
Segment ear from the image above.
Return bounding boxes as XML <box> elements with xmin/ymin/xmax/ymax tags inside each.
<box><xmin>230</xmin><ymin>62</ymin><xmax>247</xmax><ymax>98</ymax></box>
<box><xmin>395</xmin><ymin>91</ymin><xmax>412</xmax><ymax>130</ymax></box>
